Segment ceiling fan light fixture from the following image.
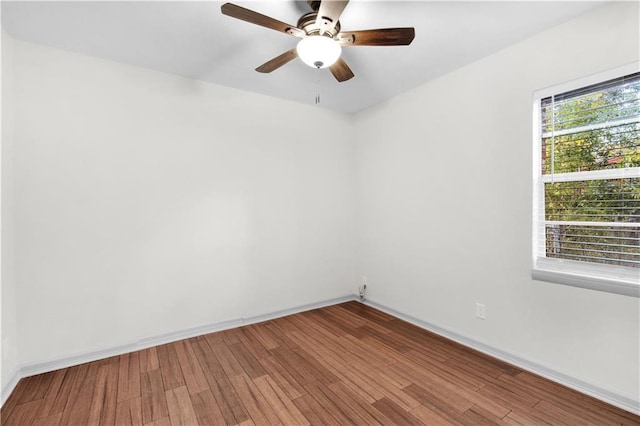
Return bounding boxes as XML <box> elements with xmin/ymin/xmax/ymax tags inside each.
<box><xmin>296</xmin><ymin>35</ymin><xmax>341</xmax><ymax>69</ymax></box>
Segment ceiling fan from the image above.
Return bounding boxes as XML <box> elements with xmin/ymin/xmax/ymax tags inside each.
<box><xmin>221</xmin><ymin>0</ymin><xmax>415</xmax><ymax>82</ymax></box>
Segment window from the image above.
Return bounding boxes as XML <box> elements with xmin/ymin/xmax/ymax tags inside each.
<box><xmin>532</xmin><ymin>64</ymin><xmax>640</xmax><ymax>297</ymax></box>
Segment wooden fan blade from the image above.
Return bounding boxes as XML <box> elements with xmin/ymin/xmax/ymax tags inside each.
<box><xmin>339</xmin><ymin>28</ymin><xmax>415</xmax><ymax>46</ymax></box>
<box><xmin>316</xmin><ymin>0</ymin><xmax>349</xmax><ymax>33</ymax></box>
<box><xmin>329</xmin><ymin>57</ymin><xmax>354</xmax><ymax>82</ymax></box>
<box><xmin>255</xmin><ymin>49</ymin><xmax>298</xmax><ymax>73</ymax></box>
<box><xmin>221</xmin><ymin>3</ymin><xmax>305</xmax><ymax>37</ymax></box>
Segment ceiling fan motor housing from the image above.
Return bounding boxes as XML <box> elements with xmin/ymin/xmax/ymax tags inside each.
<box><xmin>297</xmin><ymin>12</ymin><xmax>341</xmax><ymax>37</ymax></box>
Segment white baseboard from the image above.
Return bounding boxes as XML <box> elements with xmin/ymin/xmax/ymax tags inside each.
<box><xmin>1</xmin><ymin>294</ymin><xmax>355</xmax><ymax>406</ymax></box>
<box><xmin>363</xmin><ymin>298</ymin><xmax>640</xmax><ymax>416</ymax></box>
<box><xmin>4</xmin><ymin>294</ymin><xmax>638</xmax><ymax>416</ymax></box>
<box><xmin>0</xmin><ymin>368</ymin><xmax>21</xmax><ymax>407</ymax></box>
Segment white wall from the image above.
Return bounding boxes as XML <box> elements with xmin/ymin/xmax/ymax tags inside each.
<box><xmin>8</xmin><ymin>36</ymin><xmax>357</xmax><ymax>368</ymax></box>
<box><xmin>354</xmin><ymin>1</ymin><xmax>639</xmax><ymax>401</ymax></box>
<box><xmin>1</xmin><ymin>30</ymin><xmax>19</xmax><ymax>395</ymax></box>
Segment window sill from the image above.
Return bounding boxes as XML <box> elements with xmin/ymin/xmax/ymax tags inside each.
<box><xmin>532</xmin><ymin>268</ymin><xmax>639</xmax><ymax>298</ymax></box>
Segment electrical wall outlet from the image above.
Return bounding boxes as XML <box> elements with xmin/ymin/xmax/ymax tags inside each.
<box><xmin>359</xmin><ymin>276</ymin><xmax>367</xmax><ymax>301</ymax></box>
<box><xmin>476</xmin><ymin>303</ymin><xmax>486</xmax><ymax>320</ymax></box>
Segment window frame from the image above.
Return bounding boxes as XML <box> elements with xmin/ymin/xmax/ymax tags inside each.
<box><xmin>532</xmin><ymin>63</ymin><xmax>640</xmax><ymax>298</ymax></box>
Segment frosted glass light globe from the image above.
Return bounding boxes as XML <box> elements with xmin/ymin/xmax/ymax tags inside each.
<box><xmin>296</xmin><ymin>36</ymin><xmax>342</xmax><ymax>69</ymax></box>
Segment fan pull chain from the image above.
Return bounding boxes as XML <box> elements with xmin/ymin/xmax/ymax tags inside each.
<box><xmin>315</xmin><ymin>66</ymin><xmax>321</xmax><ymax>105</ymax></box>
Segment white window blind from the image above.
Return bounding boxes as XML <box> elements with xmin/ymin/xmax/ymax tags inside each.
<box><xmin>532</xmin><ymin>65</ymin><xmax>640</xmax><ymax>297</ymax></box>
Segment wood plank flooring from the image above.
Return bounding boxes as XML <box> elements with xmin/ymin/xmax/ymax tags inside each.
<box><xmin>2</xmin><ymin>301</ymin><xmax>639</xmax><ymax>425</ymax></box>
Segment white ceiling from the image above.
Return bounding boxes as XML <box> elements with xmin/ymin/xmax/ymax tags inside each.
<box><xmin>2</xmin><ymin>1</ymin><xmax>603</xmax><ymax>113</ymax></box>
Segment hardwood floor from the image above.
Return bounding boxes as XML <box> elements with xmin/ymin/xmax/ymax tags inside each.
<box><xmin>2</xmin><ymin>301</ymin><xmax>639</xmax><ymax>425</ymax></box>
